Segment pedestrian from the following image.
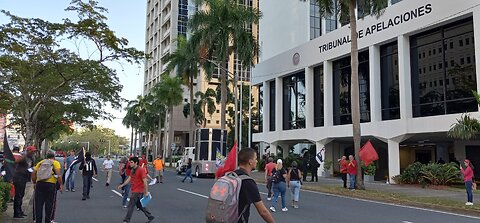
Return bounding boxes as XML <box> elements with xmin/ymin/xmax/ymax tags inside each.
<box><xmin>152</xmin><ymin>155</ymin><xmax>164</xmax><ymax>184</ymax></box>
<box><xmin>338</xmin><ymin>156</ymin><xmax>348</xmax><ymax>188</ymax></box>
<box><xmin>12</xmin><ymin>145</ymin><xmax>36</xmax><ymax>219</ymax></box>
<box><xmin>264</xmin><ymin>157</ymin><xmax>276</xmax><ymax>200</ymax></box>
<box><xmin>119</xmin><ymin>157</ymin><xmax>128</xmax><ymax>185</ymax></box>
<box><xmin>287</xmin><ymin>161</ymin><xmax>302</xmax><ymax>209</ymax></box>
<box><xmin>103</xmin><ymin>155</ymin><xmax>114</xmax><ymax>186</ymax></box>
<box><xmin>79</xmin><ymin>152</ymin><xmax>97</xmax><ymax>200</ymax></box>
<box><xmin>140</xmin><ymin>154</ymin><xmax>155</xmax><ymax>184</ymax></box>
<box><xmin>118</xmin><ymin>156</ymin><xmax>155</xmax><ymax>223</ymax></box>
<box><xmin>460</xmin><ymin>159</ymin><xmax>475</xmax><ymax>205</ymax></box>
<box><xmin>301</xmin><ymin>151</ymin><xmax>309</xmax><ymax>182</ymax></box>
<box><xmin>347</xmin><ymin>155</ymin><xmax>357</xmax><ymax>190</ymax></box>
<box><xmin>309</xmin><ymin>155</ymin><xmax>319</xmax><ymax>182</ymax></box>
<box><xmin>437</xmin><ymin>157</ymin><xmax>446</xmax><ymax>164</ymax></box>
<box><xmin>64</xmin><ymin>150</ymin><xmax>77</xmax><ymax>192</ymax></box>
<box><xmin>121</xmin><ymin>158</ymin><xmax>132</xmax><ymax>208</ymax></box>
<box><xmin>182</xmin><ymin>158</ymin><xmax>193</xmax><ymax>183</ymax></box>
<box><xmin>32</xmin><ymin>151</ymin><xmax>63</xmax><ymax>223</ymax></box>
<box><xmin>234</xmin><ymin>147</ymin><xmax>275</xmax><ymax>223</ymax></box>
<box><xmin>270</xmin><ymin>159</ymin><xmax>288</xmax><ymax>212</ymax></box>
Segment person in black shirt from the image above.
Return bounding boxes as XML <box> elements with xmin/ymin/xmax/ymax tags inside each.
<box><xmin>181</xmin><ymin>158</ymin><xmax>193</xmax><ymax>183</ymax></box>
<box><xmin>13</xmin><ymin>145</ymin><xmax>36</xmax><ymax>218</ymax></box>
<box><xmin>79</xmin><ymin>152</ymin><xmax>97</xmax><ymax>200</ymax></box>
<box><xmin>269</xmin><ymin>159</ymin><xmax>288</xmax><ymax>212</ymax></box>
<box><xmin>234</xmin><ymin>148</ymin><xmax>275</xmax><ymax>223</ymax></box>
<box><xmin>287</xmin><ymin>161</ymin><xmax>303</xmax><ymax>209</ymax></box>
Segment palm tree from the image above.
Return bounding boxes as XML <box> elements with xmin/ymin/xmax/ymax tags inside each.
<box><xmin>316</xmin><ymin>0</ymin><xmax>387</xmax><ymax>189</ymax></box>
<box><xmin>448</xmin><ymin>92</ymin><xmax>480</xmax><ymax>139</ymax></box>
<box><xmin>151</xmin><ymin>74</ymin><xmax>184</xmax><ymax>165</ymax></box>
<box><xmin>163</xmin><ymin>36</ymin><xmax>201</xmax><ymax>147</ymax></box>
<box><xmin>123</xmin><ymin>98</ymin><xmax>142</xmax><ymax>155</ymax></box>
<box><xmin>195</xmin><ymin>88</ymin><xmax>217</xmax><ymax>127</ymax></box>
<box><xmin>190</xmin><ymin>0</ymin><xmax>261</xmax><ymax>139</ymax></box>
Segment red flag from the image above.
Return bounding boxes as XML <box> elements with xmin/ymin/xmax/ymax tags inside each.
<box><xmin>359</xmin><ymin>140</ymin><xmax>379</xmax><ymax>166</ymax></box>
<box><xmin>215</xmin><ymin>143</ymin><xmax>237</xmax><ymax>179</ymax></box>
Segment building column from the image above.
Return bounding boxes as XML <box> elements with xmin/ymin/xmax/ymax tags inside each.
<box><xmin>269</xmin><ymin>142</ymin><xmax>278</xmax><ymax>156</ymax></box>
<box><xmin>275</xmin><ymin>77</ymin><xmax>283</xmax><ymax>131</ymax></box>
<box><xmin>369</xmin><ymin>45</ymin><xmax>381</xmax><ymax>122</ymax></box>
<box><xmin>323</xmin><ymin>61</ymin><xmax>333</xmax><ymax>127</ymax></box>
<box><xmin>263</xmin><ymin>81</ymin><xmax>270</xmax><ymax>133</ymax></box>
<box><xmin>398</xmin><ymin>35</ymin><xmax>413</xmax><ymax>119</ymax></box>
<box><xmin>387</xmin><ymin>139</ymin><xmax>401</xmax><ymax>184</ymax></box>
<box><xmin>474</xmin><ymin>9</ymin><xmax>480</xmax><ymax>97</ymax></box>
<box><xmin>305</xmin><ymin>67</ymin><xmax>314</xmax><ymax>129</ymax></box>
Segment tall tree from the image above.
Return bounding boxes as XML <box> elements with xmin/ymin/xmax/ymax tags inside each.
<box><xmin>315</xmin><ymin>0</ymin><xmax>387</xmax><ymax>189</ymax></box>
<box><xmin>0</xmin><ymin>0</ymin><xmax>144</xmax><ymax>146</ymax></box>
<box><xmin>189</xmin><ymin>0</ymin><xmax>261</xmax><ymax>139</ymax></box>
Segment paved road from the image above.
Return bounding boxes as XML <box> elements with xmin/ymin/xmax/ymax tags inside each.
<box><xmin>51</xmin><ymin>159</ymin><xmax>480</xmax><ymax>223</ymax></box>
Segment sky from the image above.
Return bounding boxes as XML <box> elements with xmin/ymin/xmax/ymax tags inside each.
<box><xmin>1</xmin><ymin>0</ymin><xmax>147</xmax><ymax>139</ymax></box>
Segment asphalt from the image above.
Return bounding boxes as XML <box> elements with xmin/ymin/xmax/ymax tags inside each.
<box><xmin>0</xmin><ymin>162</ymin><xmax>476</xmax><ymax>222</ymax></box>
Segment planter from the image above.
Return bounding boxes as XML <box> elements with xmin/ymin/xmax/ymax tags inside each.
<box><xmin>364</xmin><ymin>175</ymin><xmax>375</xmax><ymax>183</ymax></box>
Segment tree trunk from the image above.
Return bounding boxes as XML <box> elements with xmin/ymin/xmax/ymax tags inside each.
<box><xmin>189</xmin><ymin>76</ymin><xmax>195</xmax><ymax>147</ymax></box>
<box><xmin>167</xmin><ymin>106</ymin><xmax>175</xmax><ymax>166</ymax></box>
<box><xmin>157</xmin><ymin>117</ymin><xmax>162</xmax><ymax>158</ymax></box>
<box><xmin>234</xmin><ymin>57</ymin><xmax>239</xmax><ymax>143</ymax></box>
<box><xmin>146</xmin><ymin>131</ymin><xmax>151</xmax><ymax>162</ymax></box>
<box><xmin>163</xmin><ymin>110</ymin><xmax>169</xmax><ymax>161</ymax></box>
<box><xmin>220</xmin><ymin>59</ymin><xmax>227</xmax><ymax>153</ymax></box>
<box><xmin>130</xmin><ymin>127</ymin><xmax>134</xmax><ymax>155</ymax></box>
<box><xmin>349</xmin><ymin>0</ymin><xmax>364</xmax><ymax>190</ymax></box>
<box><xmin>134</xmin><ymin>128</ymin><xmax>138</xmax><ymax>156</ymax></box>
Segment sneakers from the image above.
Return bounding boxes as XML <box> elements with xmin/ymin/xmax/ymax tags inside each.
<box><xmin>66</xmin><ymin>189</ymin><xmax>70</xmax><ymax>192</ymax></box>
<box><xmin>82</xmin><ymin>197</ymin><xmax>86</xmax><ymax>200</ymax></box>
<box><xmin>267</xmin><ymin>197</ymin><xmax>272</xmax><ymax>201</ymax></box>
<box><xmin>269</xmin><ymin>207</ymin><xmax>276</xmax><ymax>212</ymax></box>
<box><xmin>281</xmin><ymin>207</ymin><xmax>288</xmax><ymax>212</ymax></box>
<box><xmin>123</xmin><ymin>205</ymin><xmax>127</xmax><ymax>208</ymax></box>
<box><xmin>71</xmin><ymin>189</ymin><xmax>75</xmax><ymax>192</ymax></box>
<box><xmin>293</xmin><ymin>205</ymin><xmax>299</xmax><ymax>209</ymax></box>
<box><xmin>147</xmin><ymin>216</ymin><xmax>155</xmax><ymax>223</ymax></box>
<box><xmin>466</xmin><ymin>202</ymin><xmax>474</xmax><ymax>206</ymax></box>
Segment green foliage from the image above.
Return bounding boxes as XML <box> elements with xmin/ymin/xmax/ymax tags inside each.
<box><xmin>0</xmin><ymin>180</ymin><xmax>12</xmax><ymax>213</ymax></box>
<box><xmin>362</xmin><ymin>162</ymin><xmax>376</xmax><ymax>175</ymax></box>
<box><xmin>421</xmin><ymin>162</ymin><xmax>460</xmax><ymax>185</ymax></box>
<box><xmin>400</xmin><ymin>162</ymin><xmax>425</xmax><ymax>184</ymax></box>
<box><xmin>448</xmin><ymin>113</ymin><xmax>480</xmax><ymax>140</ymax></box>
<box><xmin>323</xmin><ymin>160</ymin><xmax>333</xmax><ymax>172</ymax></box>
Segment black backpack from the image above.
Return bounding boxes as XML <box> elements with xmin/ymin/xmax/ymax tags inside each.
<box><xmin>271</xmin><ymin>169</ymin><xmax>282</xmax><ymax>183</ymax></box>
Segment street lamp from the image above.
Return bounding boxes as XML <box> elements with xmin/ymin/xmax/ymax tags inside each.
<box><xmin>77</xmin><ymin>141</ymin><xmax>90</xmax><ymax>152</ymax></box>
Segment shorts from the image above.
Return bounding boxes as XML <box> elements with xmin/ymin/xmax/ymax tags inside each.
<box><xmin>154</xmin><ymin>169</ymin><xmax>164</xmax><ymax>177</ymax></box>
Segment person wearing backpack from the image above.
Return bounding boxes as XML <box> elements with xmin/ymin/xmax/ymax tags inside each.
<box><xmin>269</xmin><ymin>159</ymin><xmax>288</xmax><ymax>212</ymax></box>
<box><xmin>32</xmin><ymin>151</ymin><xmax>63</xmax><ymax>223</ymax></box>
<box><xmin>264</xmin><ymin>157</ymin><xmax>276</xmax><ymax>201</ymax></box>
<box><xmin>79</xmin><ymin>152</ymin><xmax>97</xmax><ymax>200</ymax></box>
<box><xmin>287</xmin><ymin>161</ymin><xmax>303</xmax><ymax>209</ymax></box>
<box><xmin>12</xmin><ymin>145</ymin><xmax>36</xmax><ymax>218</ymax></box>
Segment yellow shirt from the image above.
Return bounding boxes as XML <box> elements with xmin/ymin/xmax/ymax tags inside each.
<box><xmin>34</xmin><ymin>159</ymin><xmax>61</xmax><ymax>184</ymax></box>
<box><xmin>153</xmin><ymin>159</ymin><xmax>164</xmax><ymax>170</ymax></box>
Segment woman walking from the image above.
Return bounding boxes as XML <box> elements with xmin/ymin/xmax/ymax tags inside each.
<box><xmin>270</xmin><ymin>159</ymin><xmax>288</xmax><ymax>212</ymax></box>
<box><xmin>287</xmin><ymin>161</ymin><xmax>302</xmax><ymax>209</ymax></box>
<box><xmin>182</xmin><ymin>158</ymin><xmax>193</xmax><ymax>183</ymax></box>
<box><xmin>460</xmin><ymin>159</ymin><xmax>474</xmax><ymax>205</ymax></box>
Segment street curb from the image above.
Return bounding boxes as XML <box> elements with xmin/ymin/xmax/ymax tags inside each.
<box><xmin>0</xmin><ymin>182</ymin><xmax>34</xmax><ymax>223</ymax></box>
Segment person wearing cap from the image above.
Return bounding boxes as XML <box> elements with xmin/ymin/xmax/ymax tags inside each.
<box><xmin>460</xmin><ymin>159</ymin><xmax>475</xmax><ymax>205</ymax></box>
<box><xmin>270</xmin><ymin>159</ymin><xmax>288</xmax><ymax>212</ymax></box>
<box><xmin>12</xmin><ymin>145</ymin><xmax>36</xmax><ymax>218</ymax></box>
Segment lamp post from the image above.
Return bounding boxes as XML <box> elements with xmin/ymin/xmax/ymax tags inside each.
<box><xmin>78</xmin><ymin>141</ymin><xmax>90</xmax><ymax>152</ymax></box>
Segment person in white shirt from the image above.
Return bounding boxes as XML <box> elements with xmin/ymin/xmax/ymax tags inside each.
<box><xmin>102</xmin><ymin>155</ymin><xmax>114</xmax><ymax>186</ymax></box>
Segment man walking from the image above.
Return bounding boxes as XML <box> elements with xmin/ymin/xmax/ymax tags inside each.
<box><xmin>152</xmin><ymin>155</ymin><xmax>164</xmax><ymax>184</ymax></box>
<box><xmin>79</xmin><ymin>152</ymin><xmax>97</xmax><ymax>200</ymax></box>
<box><xmin>12</xmin><ymin>145</ymin><xmax>36</xmax><ymax>218</ymax></box>
<box><xmin>118</xmin><ymin>156</ymin><xmax>155</xmax><ymax>223</ymax></box>
<box><xmin>32</xmin><ymin>151</ymin><xmax>63</xmax><ymax>223</ymax></box>
<box><xmin>64</xmin><ymin>150</ymin><xmax>77</xmax><ymax>192</ymax></box>
<box><xmin>264</xmin><ymin>157</ymin><xmax>276</xmax><ymax>200</ymax></box>
<box><xmin>102</xmin><ymin>155</ymin><xmax>114</xmax><ymax>186</ymax></box>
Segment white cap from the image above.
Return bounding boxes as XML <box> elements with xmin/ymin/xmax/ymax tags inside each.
<box><xmin>277</xmin><ymin>159</ymin><xmax>283</xmax><ymax>164</ymax></box>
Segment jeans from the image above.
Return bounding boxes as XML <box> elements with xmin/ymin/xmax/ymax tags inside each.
<box><xmin>34</xmin><ymin>182</ymin><xmax>56</xmax><ymax>223</ymax></box>
<box><xmin>82</xmin><ymin>175</ymin><xmax>93</xmax><ymax>198</ymax></box>
<box><xmin>182</xmin><ymin>169</ymin><xmax>193</xmax><ymax>182</ymax></box>
<box><xmin>122</xmin><ymin>183</ymin><xmax>131</xmax><ymax>206</ymax></box>
<box><xmin>348</xmin><ymin>174</ymin><xmax>356</xmax><ymax>189</ymax></box>
<box><xmin>466</xmin><ymin>181</ymin><xmax>473</xmax><ymax>203</ymax></box>
<box><xmin>123</xmin><ymin>192</ymin><xmax>154</xmax><ymax>222</ymax></box>
<box><xmin>66</xmin><ymin>170</ymin><xmax>76</xmax><ymax>190</ymax></box>
<box><xmin>13</xmin><ymin>180</ymin><xmax>27</xmax><ymax>216</ymax></box>
<box><xmin>271</xmin><ymin>181</ymin><xmax>287</xmax><ymax>209</ymax></box>
<box><xmin>289</xmin><ymin>181</ymin><xmax>301</xmax><ymax>202</ymax></box>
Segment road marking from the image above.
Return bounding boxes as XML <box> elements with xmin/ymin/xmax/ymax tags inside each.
<box><xmin>92</xmin><ymin>177</ymin><xmax>98</xmax><ymax>182</ymax></box>
<box><xmin>177</xmin><ymin>188</ymin><xmax>209</xmax><ymax>199</ymax></box>
<box><xmin>112</xmin><ymin>190</ymin><xmax>122</xmax><ymax>197</ymax></box>
<box><xmin>402</xmin><ymin>221</ymin><xmax>413</xmax><ymax>223</ymax></box>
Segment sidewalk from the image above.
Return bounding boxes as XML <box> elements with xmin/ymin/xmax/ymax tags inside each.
<box><xmin>0</xmin><ymin>182</ymin><xmax>35</xmax><ymax>223</ymax></box>
<box><xmin>250</xmin><ymin>171</ymin><xmax>471</xmax><ymax>203</ymax></box>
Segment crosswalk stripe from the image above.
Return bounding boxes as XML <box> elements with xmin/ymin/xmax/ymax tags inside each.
<box><xmin>177</xmin><ymin>188</ymin><xmax>208</xmax><ymax>199</ymax></box>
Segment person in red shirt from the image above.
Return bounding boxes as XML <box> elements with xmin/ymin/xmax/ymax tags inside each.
<box><xmin>347</xmin><ymin>155</ymin><xmax>357</xmax><ymax>190</ymax></box>
<box><xmin>139</xmin><ymin>155</ymin><xmax>154</xmax><ymax>183</ymax></box>
<box><xmin>338</xmin><ymin>156</ymin><xmax>348</xmax><ymax>188</ymax></box>
<box><xmin>460</xmin><ymin>159</ymin><xmax>474</xmax><ymax>205</ymax></box>
<box><xmin>118</xmin><ymin>157</ymin><xmax>155</xmax><ymax>223</ymax></box>
<box><xmin>264</xmin><ymin>157</ymin><xmax>276</xmax><ymax>200</ymax></box>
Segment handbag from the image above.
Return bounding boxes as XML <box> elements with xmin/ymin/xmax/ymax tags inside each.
<box><xmin>473</xmin><ymin>182</ymin><xmax>477</xmax><ymax>190</ymax></box>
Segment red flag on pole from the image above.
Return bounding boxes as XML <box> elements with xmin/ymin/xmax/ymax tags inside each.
<box><xmin>215</xmin><ymin>143</ymin><xmax>237</xmax><ymax>179</ymax></box>
<box><xmin>359</xmin><ymin>140</ymin><xmax>379</xmax><ymax>166</ymax></box>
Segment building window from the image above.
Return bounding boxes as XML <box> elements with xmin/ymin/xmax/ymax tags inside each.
<box><xmin>178</xmin><ymin>0</ymin><xmax>188</xmax><ymax>37</ymax></box>
<box><xmin>380</xmin><ymin>41</ymin><xmax>400</xmax><ymax>120</ymax></box>
<box><xmin>233</xmin><ymin>53</ymin><xmax>251</xmax><ymax>82</ymax></box>
<box><xmin>283</xmin><ymin>71</ymin><xmax>306</xmax><ymax>130</ymax></box>
<box><xmin>410</xmin><ymin>17</ymin><xmax>477</xmax><ymax>117</ymax></box>
<box><xmin>269</xmin><ymin>81</ymin><xmax>276</xmax><ymax>131</ymax></box>
<box><xmin>310</xmin><ymin>0</ymin><xmax>321</xmax><ymax>39</ymax></box>
<box><xmin>314</xmin><ymin>66</ymin><xmax>324</xmax><ymax>127</ymax></box>
<box><xmin>333</xmin><ymin>51</ymin><xmax>370</xmax><ymax>125</ymax></box>
<box><xmin>257</xmin><ymin>84</ymin><xmax>263</xmax><ymax>133</ymax></box>
<box><xmin>391</xmin><ymin>0</ymin><xmax>402</xmax><ymax>4</ymax></box>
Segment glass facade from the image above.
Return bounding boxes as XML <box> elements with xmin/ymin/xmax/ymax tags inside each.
<box><xmin>257</xmin><ymin>84</ymin><xmax>263</xmax><ymax>132</ymax></box>
<box><xmin>283</xmin><ymin>71</ymin><xmax>306</xmax><ymax>130</ymax></box>
<box><xmin>178</xmin><ymin>0</ymin><xmax>188</xmax><ymax>37</ymax></box>
<box><xmin>310</xmin><ymin>0</ymin><xmax>321</xmax><ymax>40</ymax></box>
<box><xmin>380</xmin><ymin>41</ymin><xmax>400</xmax><ymax>120</ymax></box>
<box><xmin>269</xmin><ymin>81</ymin><xmax>276</xmax><ymax>131</ymax></box>
<box><xmin>391</xmin><ymin>0</ymin><xmax>402</xmax><ymax>5</ymax></box>
<box><xmin>410</xmin><ymin>18</ymin><xmax>477</xmax><ymax>117</ymax></box>
<box><xmin>314</xmin><ymin>66</ymin><xmax>324</xmax><ymax>127</ymax></box>
<box><xmin>333</xmin><ymin>51</ymin><xmax>370</xmax><ymax>125</ymax></box>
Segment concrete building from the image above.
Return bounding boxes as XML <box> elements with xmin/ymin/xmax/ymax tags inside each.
<box><xmin>144</xmin><ymin>0</ymin><xmax>259</xmax><ymax>151</ymax></box>
<box><xmin>252</xmin><ymin>0</ymin><xmax>480</xmax><ymax>181</ymax></box>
